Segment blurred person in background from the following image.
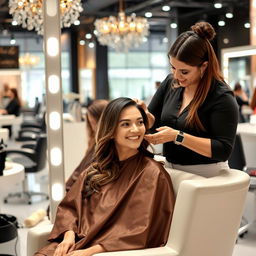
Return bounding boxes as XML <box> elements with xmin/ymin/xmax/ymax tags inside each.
<box><xmin>233</xmin><ymin>82</ymin><xmax>249</xmax><ymax>122</ymax></box>
<box><xmin>0</xmin><ymin>88</ymin><xmax>21</xmax><ymax>138</ymax></box>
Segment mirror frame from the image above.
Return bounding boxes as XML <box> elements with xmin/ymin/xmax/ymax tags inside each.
<box><xmin>221</xmin><ymin>45</ymin><xmax>256</xmax><ymax>93</ymax></box>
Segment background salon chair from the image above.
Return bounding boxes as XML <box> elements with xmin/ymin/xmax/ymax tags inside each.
<box><xmin>16</xmin><ymin>112</ymin><xmax>46</xmax><ymax>142</ymax></box>
<box><xmin>228</xmin><ymin>134</ymin><xmax>256</xmax><ymax>237</ymax></box>
<box><xmin>27</xmin><ymin>167</ymin><xmax>249</xmax><ymax>256</ymax></box>
<box><xmin>4</xmin><ymin>133</ymin><xmax>48</xmax><ymax>204</ymax></box>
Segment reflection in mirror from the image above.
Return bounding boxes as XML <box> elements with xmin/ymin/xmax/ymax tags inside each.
<box><xmin>222</xmin><ymin>45</ymin><xmax>256</xmax><ymax>98</ymax></box>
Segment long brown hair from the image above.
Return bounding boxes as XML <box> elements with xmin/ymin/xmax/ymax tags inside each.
<box><xmin>168</xmin><ymin>22</ymin><xmax>224</xmax><ymax>131</ymax></box>
<box><xmin>10</xmin><ymin>88</ymin><xmax>22</xmax><ymax>107</ymax></box>
<box><xmin>85</xmin><ymin>97</ymin><xmax>151</xmax><ymax>195</ymax></box>
<box><xmin>86</xmin><ymin>99</ymin><xmax>108</xmax><ymax>152</ymax></box>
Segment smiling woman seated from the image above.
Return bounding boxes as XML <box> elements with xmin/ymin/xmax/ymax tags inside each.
<box><xmin>35</xmin><ymin>97</ymin><xmax>175</xmax><ymax>256</ymax></box>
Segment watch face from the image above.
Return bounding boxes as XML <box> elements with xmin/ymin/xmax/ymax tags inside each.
<box><xmin>176</xmin><ymin>134</ymin><xmax>184</xmax><ymax>143</ymax></box>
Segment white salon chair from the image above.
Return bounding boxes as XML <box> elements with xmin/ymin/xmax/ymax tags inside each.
<box><xmin>27</xmin><ymin>167</ymin><xmax>249</xmax><ymax>256</ymax></box>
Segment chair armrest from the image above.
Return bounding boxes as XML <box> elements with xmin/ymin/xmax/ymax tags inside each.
<box><xmin>27</xmin><ymin>221</ymin><xmax>53</xmax><ymax>256</ymax></box>
<box><xmin>26</xmin><ymin>223</ymin><xmax>178</xmax><ymax>256</ymax></box>
<box><xmin>6</xmin><ymin>148</ymin><xmax>36</xmax><ymax>161</ymax></box>
<box><xmin>21</xmin><ymin>123</ymin><xmax>42</xmax><ymax>129</ymax></box>
<box><xmin>19</xmin><ymin>128</ymin><xmax>42</xmax><ymax>134</ymax></box>
<box><xmin>94</xmin><ymin>247</ymin><xmax>178</xmax><ymax>256</ymax></box>
<box><xmin>21</xmin><ymin>142</ymin><xmax>36</xmax><ymax>149</ymax></box>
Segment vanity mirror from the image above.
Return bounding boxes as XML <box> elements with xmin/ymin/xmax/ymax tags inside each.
<box><xmin>221</xmin><ymin>45</ymin><xmax>256</xmax><ymax>98</ymax></box>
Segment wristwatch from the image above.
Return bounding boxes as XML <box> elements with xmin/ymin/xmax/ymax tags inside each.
<box><xmin>174</xmin><ymin>131</ymin><xmax>184</xmax><ymax>145</ymax></box>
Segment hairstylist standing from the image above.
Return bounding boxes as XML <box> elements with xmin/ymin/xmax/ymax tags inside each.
<box><xmin>143</xmin><ymin>22</ymin><xmax>238</xmax><ymax>178</ymax></box>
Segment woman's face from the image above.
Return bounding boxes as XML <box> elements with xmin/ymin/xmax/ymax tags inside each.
<box><xmin>170</xmin><ymin>57</ymin><xmax>202</xmax><ymax>89</ymax></box>
<box><xmin>114</xmin><ymin>105</ymin><xmax>146</xmax><ymax>160</ymax></box>
<box><xmin>7</xmin><ymin>89</ymin><xmax>14</xmax><ymax>99</ymax></box>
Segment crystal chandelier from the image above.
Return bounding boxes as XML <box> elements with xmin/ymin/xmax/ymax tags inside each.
<box><xmin>9</xmin><ymin>0</ymin><xmax>83</xmax><ymax>35</ymax></box>
<box><xmin>94</xmin><ymin>0</ymin><xmax>149</xmax><ymax>51</ymax></box>
<box><xmin>19</xmin><ymin>53</ymin><xmax>40</xmax><ymax>67</ymax></box>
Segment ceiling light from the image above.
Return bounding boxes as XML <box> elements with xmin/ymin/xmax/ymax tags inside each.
<box><xmin>162</xmin><ymin>5</ymin><xmax>171</xmax><ymax>12</ymax></box>
<box><xmin>19</xmin><ymin>53</ymin><xmax>40</xmax><ymax>67</ymax></box>
<box><xmin>11</xmin><ymin>20</ymin><xmax>18</xmax><ymax>26</ymax></box>
<box><xmin>170</xmin><ymin>22</ymin><xmax>177</xmax><ymax>29</ymax></box>
<box><xmin>218</xmin><ymin>20</ymin><xmax>225</xmax><ymax>27</ymax></box>
<box><xmin>145</xmin><ymin>12</ymin><xmax>152</xmax><ymax>18</ymax></box>
<box><xmin>88</xmin><ymin>42</ymin><xmax>95</xmax><ymax>48</ymax></box>
<box><xmin>225</xmin><ymin>6</ymin><xmax>233</xmax><ymax>18</ymax></box>
<box><xmin>244</xmin><ymin>22</ymin><xmax>250</xmax><ymax>28</ymax></box>
<box><xmin>223</xmin><ymin>38</ymin><xmax>229</xmax><ymax>44</ymax></box>
<box><xmin>214</xmin><ymin>1</ymin><xmax>222</xmax><ymax>8</ymax></box>
<box><xmin>225</xmin><ymin>12</ymin><xmax>233</xmax><ymax>18</ymax></box>
<box><xmin>9</xmin><ymin>0</ymin><xmax>83</xmax><ymax>35</ymax></box>
<box><xmin>85</xmin><ymin>33</ymin><xmax>92</xmax><ymax>39</ymax></box>
<box><xmin>74</xmin><ymin>20</ymin><xmax>80</xmax><ymax>26</ymax></box>
<box><xmin>94</xmin><ymin>0</ymin><xmax>149</xmax><ymax>51</ymax></box>
<box><xmin>79</xmin><ymin>40</ymin><xmax>85</xmax><ymax>45</ymax></box>
<box><xmin>162</xmin><ymin>37</ymin><xmax>168</xmax><ymax>43</ymax></box>
<box><xmin>10</xmin><ymin>34</ymin><xmax>16</xmax><ymax>45</ymax></box>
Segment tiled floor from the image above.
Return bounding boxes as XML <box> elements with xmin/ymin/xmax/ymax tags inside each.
<box><xmin>1</xmin><ymin>136</ymin><xmax>256</xmax><ymax>256</ymax></box>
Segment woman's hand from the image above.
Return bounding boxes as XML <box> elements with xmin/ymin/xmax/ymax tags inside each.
<box><xmin>0</xmin><ymin>109</ymin><xmax>7</xmax><ymax>114</ymax></box>
<box><xmin>66</xmin><ymin>249</ymin><xmax>89</xmax><ymax>256</ymax></box>
<box><xmin>66</xmin><ymin>245</ymin><xmax>105</xmax><ymax>256</ymax></box>
<box><xmin>145</xmin><ymin>126</ymin><xmax>177</xmax><ymax>144</ymax></box>
<box><xmin>53</xmin><ymin>230</ymin><xmax>75</xmax><ymax>256</ymax></box>
<box><xmin>133</xmin><ymin>98</ymin><xmax>155</xmax><ymax>128</ymax></box>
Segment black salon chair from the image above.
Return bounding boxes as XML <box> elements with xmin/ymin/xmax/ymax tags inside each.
<box><xmin>4</xmin><ymin>134</ymin><xmax>48</xmax><ymax>204</ymax></box>
<box><xmin>16</xmin><ymin>112</ymin><xmax>46</xmax><ymax>142</ymax></box>
<box><xmin>21</xmin><ymin>100</ymin><xmax>41</xmax><ymax>118</ymax></box>
<box><xmin>229</xmin><ymin>134</ymin><xmax>247</xmax><ymax>171</ymax></box>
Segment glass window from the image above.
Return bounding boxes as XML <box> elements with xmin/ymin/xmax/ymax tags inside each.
<box><xmin>108</xmin><ymin>34</ymin><xmax>169</xmax><ymax>100</ymax></box>
<box><xmin>0</xmin><ymin>32</ymin><xmax>71</xmax><ymax>107</ymax></box>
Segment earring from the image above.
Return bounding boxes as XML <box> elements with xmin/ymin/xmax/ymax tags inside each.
<box><xmin>200</xmin><ymin>70</ymin><xmax>203</xmax><ymax>79</ymax></box>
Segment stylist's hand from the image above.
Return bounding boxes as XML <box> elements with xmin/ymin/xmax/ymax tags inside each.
<box><xmin>145</xmin><ymin>126</ymin><xmax>177</xmax><ymax>144</ymax></box>
<box><xmin>53</xmin><ymin>231</ymin><xmax>75</xmax><ymax>256</ymax></box>
<box><xmin>133</xmin><ymin>98</ymin><xmax>155</xmax><ymax>128</ymax></box>
<box><xmin>132</xmin><ymin>98</ymin><xmax>147</xmax><ymax>112</ymax></box>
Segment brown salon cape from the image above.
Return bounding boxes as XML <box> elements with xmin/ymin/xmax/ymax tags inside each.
<box><xmin>35</xmin><ymin>152</ymin><xmax>175</xmax><ymax>256</ymax></box>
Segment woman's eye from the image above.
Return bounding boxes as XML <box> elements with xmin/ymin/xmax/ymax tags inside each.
<box><xmin>121</xmin><ymin>122</ymin><xmax>129</xmax><ymax>127</ymax></box>
<box><xmin>181</xmin><ymin>71</ymin><xmax>188</xmax><ymax>75</ymax></box>
<box><xmin>138</xmin><ymin>120</ymin><xmax>144</xmax><ymax>125</ymax></box>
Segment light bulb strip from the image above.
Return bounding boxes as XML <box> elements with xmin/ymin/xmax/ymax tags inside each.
<box><xmin>43</xmin><ymin>0</ymin><xmax>65</xmax><ymax>223</ymax></box>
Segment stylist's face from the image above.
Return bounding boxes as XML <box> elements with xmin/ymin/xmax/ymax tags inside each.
<box><xmin>170</xmin><ymin>57</ymin><xmax>201</xmax><ymax>88</ymax></box>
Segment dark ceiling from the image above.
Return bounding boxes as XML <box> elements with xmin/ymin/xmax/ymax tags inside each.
<box><xmin>0</xmin><ymin>0</ymin><xmax>250</xmax><ymax>34</ymax></box>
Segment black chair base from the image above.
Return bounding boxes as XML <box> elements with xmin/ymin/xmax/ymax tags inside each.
<box><xmin>4</xmin><ymin>191</ymin><xmax>49</xmax><ymax>205</ymax></box>
<box><xmin>0</xmin><ymin>214</ymin><xmax>18</xmax><ymax>243</ymax></box>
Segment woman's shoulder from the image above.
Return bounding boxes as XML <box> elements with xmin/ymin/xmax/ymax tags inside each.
<box><xmin>208</xmin><ymin>80</ymin><xmax>235</xmax><ymax>102</ymax></box>
<box><xmin>142</xmin><ymin>155</ymin><xmax>171</xmax><ymax>179</ymax></box>
<box><xmin>211</xmin><ymin>80</ymin><xmax>233</xmax><ymax>95</ymax></box>
<box><xmin>203</xmin><ymin>80</ymin><xmax>238</xmax><ymax>114</ymax></box>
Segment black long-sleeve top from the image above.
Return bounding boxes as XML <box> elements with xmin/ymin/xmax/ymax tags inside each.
<box><xmin>5</xmin><ymin>98</ymin><xmax>20</xmax><ymax>116</ymax></box>
<box><xmin>148</xmin><ymin>75</ymin><xmax>239</xmax><ymax>165</ymax></box>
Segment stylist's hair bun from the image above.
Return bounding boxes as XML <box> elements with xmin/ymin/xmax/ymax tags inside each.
<box><xmin>191</xmin><ymin>22</ymin><xmax>216</xmax><ymax>41</ymax></box>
